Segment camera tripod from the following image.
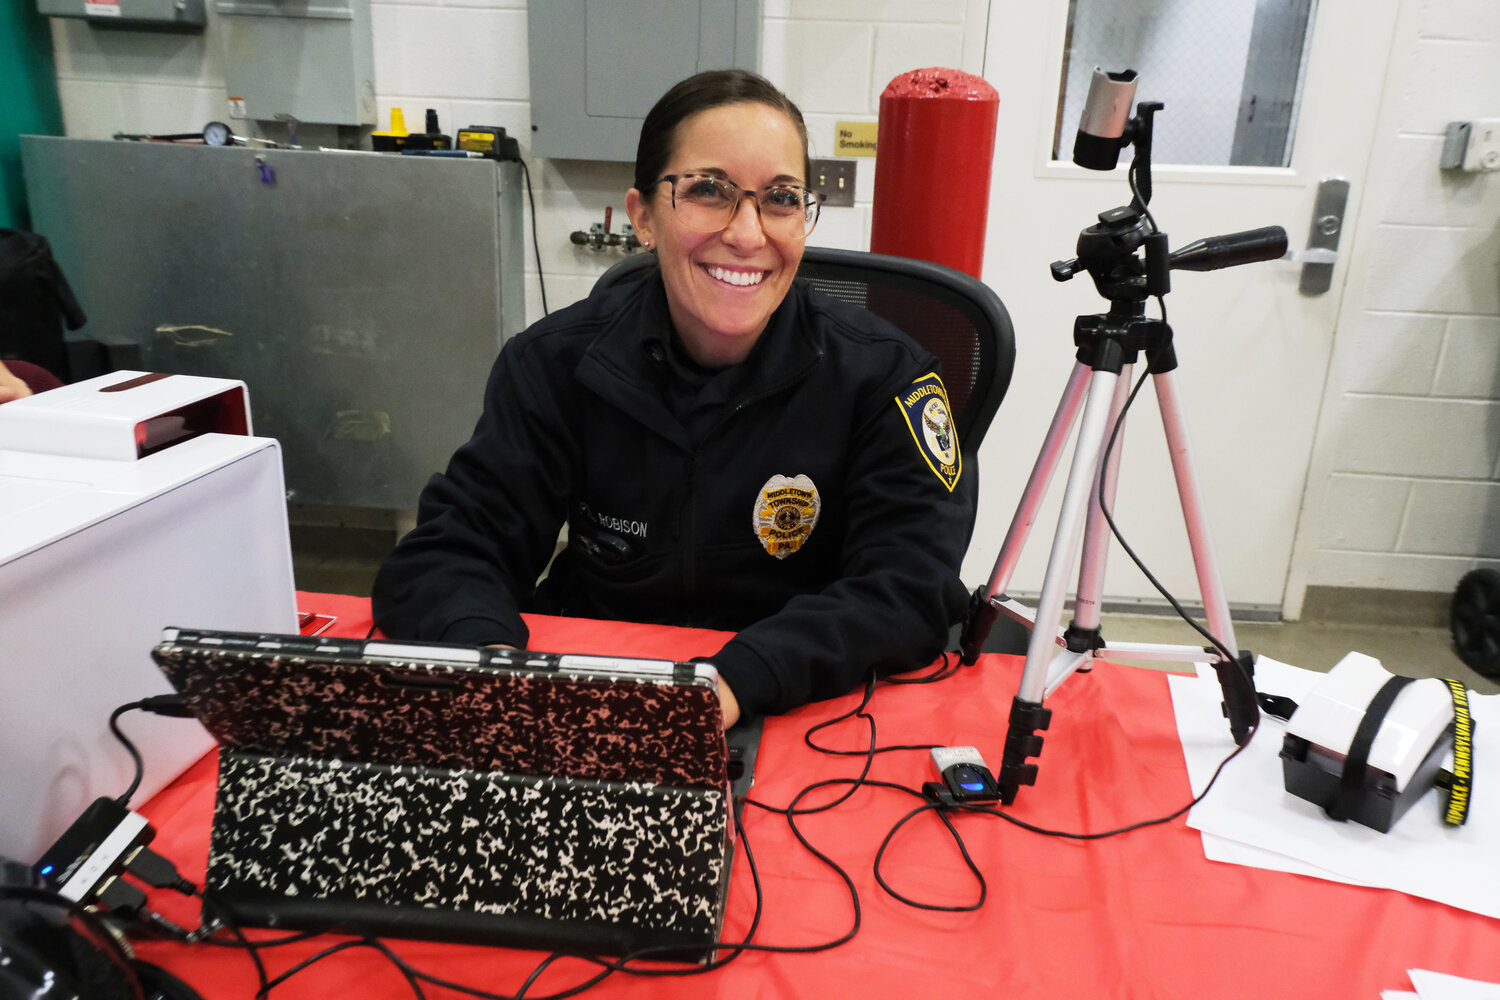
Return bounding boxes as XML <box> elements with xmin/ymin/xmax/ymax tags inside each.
<box><xmin>959</xmin><ymin>95</ymin><xmax>1286</xmax><ymax>805</ymax></box>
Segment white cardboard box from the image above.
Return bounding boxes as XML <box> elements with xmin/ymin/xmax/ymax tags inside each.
<box><xmin>0</xmin><ymin>372</ymin><xmax>297</xmax><ymax>863</ymax></box>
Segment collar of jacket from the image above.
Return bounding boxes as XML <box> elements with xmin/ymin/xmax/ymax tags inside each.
<box><xmin>574</xmin><ymin>272</ymin><xmax>823</xmax><ymax>446</ymax></box>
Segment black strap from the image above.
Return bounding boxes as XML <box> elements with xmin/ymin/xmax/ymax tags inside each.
<box><xmin>1257</xmin><ymin>691</ymin><xmax>1299</xmax><ymax>720</ymax></box>
<box><xmin>1326</xmin><ymin>675</ymin><xmax>1414</xmax><ymax>823</ymax></box>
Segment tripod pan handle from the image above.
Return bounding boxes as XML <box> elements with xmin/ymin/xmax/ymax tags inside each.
<box><xmin>1169</xmin><ymin>226</ymin><xmax>1288</xmax><ymax>272</ymax></box>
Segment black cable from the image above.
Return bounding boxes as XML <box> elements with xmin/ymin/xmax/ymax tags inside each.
<box><xmin>195</xmin><ymin>887</ymin><xmax>271</xmax><ymax>998</ymax></box>
<box><xmin>497</xmin><ymin>711</ymin><xmax>878</xmax><ymax>1000</ymax></box>
<box><xmin>967</xmin><ymin>726</ymin><xmax>1253</xmax><ymax>839</ymax></box>
<box><xmin>260</xmin><ymin>938</ymin><xmax>367</xmax><ymax>994</ymax></box>
<box><xmin>1098</xmin><ymin>361</ymin><xmax>1235</xmax><ymax>663</ymax></box>
<box><xmin>361</xmin><ymin>939</ymin><xmax>430</xmax><ymax>1000</ymax></box>
<box><xmin>802</xmin><ymin>674</ymin><xmax>939</xmax><ymax>758</ymax></box>
<box><xmin>108</xmin><ymin>702</ymin><xmax>148</xmax><ymax>806</ymax></box>
<box><xmin>259</xmin><ymin>936</ymin><xmax>434</xmax><ymax>1000</ymax></box>
<box><xmin>872</xmin><ymin>795</ymin><xmax>986</xmax><ymax>911</ymax></box>
<box><xmin>510</xmin><ymin>783</ymin><xmax>839</xmax><ymax>1000</ymax></box>
<box><xmin>518</xmin><ymin>158</ymin><xmax>549</xmax><ymax>316</ymax></box>
<box><xmin>359</xmin><ymin>802</ymin><xmax>767</xmax><ymax>1000</ymax></box>
<box><xmin>1128</xmin><ymin>158</ymin><xmax>1160</xmax><ymax>233</ymax></box>
<box><xmin>882</xmin><ymin>650</ymin><xmax>962</xmax><ymax>684</ymax></box>
<box><xmin>109</xmin><ymin>695</ymin><xmax>194</xmax><ymax>806</ymax></box>
<box><xmin>1098</xmin><ymin>158</ymin><xmax>1260</xmax><ymax>734</ymax></box>
<box><xmin>198</xmin><ymin>927</ymin><xmax>323</xmax><ymax>949</ymax></box>
<box><xmin>256</xmin><ymin>794</ymin><xmax>770</xmax><ymax>1000</ymax></box>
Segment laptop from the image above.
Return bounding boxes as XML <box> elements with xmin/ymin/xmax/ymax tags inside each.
<box><xmin>152</xmin><ymin>627</ymin><xmax>735</xmax><ymax>960</ymax></box>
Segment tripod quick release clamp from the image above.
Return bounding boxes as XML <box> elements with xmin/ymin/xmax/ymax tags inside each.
<box><xmin>998</xmin><ymin>696</ymin><xmax>1052</xmax><ymax>805</ymax></box>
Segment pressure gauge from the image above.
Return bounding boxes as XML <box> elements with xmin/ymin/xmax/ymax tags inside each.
<box><xmin>202</xmin><ymin>121</ymin><xmax>234</xmax><ymax>147</ymax></box>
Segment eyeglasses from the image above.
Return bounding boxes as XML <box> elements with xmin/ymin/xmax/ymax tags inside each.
<box><xmin>653</xmin><ymin>173</ymin><xmax>824</xmax><ymax>240</ymax></box>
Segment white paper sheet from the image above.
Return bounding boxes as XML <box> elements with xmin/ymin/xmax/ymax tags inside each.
<box><xmin>1410</xmin><ymin>969</ymin><xmax>1500</xmax><ymax>999</ymax></box>
<box><xmin>1167</xmin><ymin>656</ymin><xmax>1497</xmax><ymax>918</ymax></box>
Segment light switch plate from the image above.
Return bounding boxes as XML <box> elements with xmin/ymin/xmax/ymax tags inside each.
<box><xmin>811</xmin><ymin>158</ymin><xmax>856</xmax><ymax>207</ymax></box>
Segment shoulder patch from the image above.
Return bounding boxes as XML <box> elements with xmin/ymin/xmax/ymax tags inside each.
<box><xmin>895</xmin><ymin>373</ymin><xmax>962</xmax><ymax>492</ymax></box>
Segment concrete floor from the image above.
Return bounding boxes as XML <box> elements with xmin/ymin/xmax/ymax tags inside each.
<box><xmin>1095</xmin><ymin>611</ymin><xmax>1498</xmax><ymax>696</ymax></box>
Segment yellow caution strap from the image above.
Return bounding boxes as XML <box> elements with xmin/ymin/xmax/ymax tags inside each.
<box><xmin>1439</xmin><ymin>678</ymin><xmax>1474</xmax><ymax>827</ymax></box>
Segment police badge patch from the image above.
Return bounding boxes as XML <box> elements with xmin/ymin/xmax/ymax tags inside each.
<box><xmin>895</xmin><ymin>373</ymin><xmax>962</xmax><ymax>492</ymax></box>
<box><xmin>753</xmin><ymin>474</ymin><xmax>821</xmax><ymax>559</ymax></box>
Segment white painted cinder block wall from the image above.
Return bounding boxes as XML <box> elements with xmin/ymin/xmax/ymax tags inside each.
<box><xmin>43</xmin><ymin>0</ymin><xmax>1500</xmax><ymax>603</ymax></box>
<box><xmin>1289</xmin><ymin>0</ymin><xmax>1500</xmax><ymax>609</ymax></box>
<box><xmin>44</xmin><ymin>0</ymin><xmax>981</xmax><ymax>333</ymax></box>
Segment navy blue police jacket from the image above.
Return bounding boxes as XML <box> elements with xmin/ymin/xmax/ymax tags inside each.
<box><xmin>371</xmin><ymin>273</ymin><xmax>978</xmax><ymax>720</ymax></box>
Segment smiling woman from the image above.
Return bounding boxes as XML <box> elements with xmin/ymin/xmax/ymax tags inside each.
<box><xmin>372</xmin><ymin>70</ymin><xmax>978</xmax><ymax>732</ymax></box>
<box><xmin>625</xmin><ymin>93</ymin><xmax>816</xmax><ymax>366</ymax></box>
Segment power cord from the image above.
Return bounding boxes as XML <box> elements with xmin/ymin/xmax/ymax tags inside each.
<box><xmin>99</xmin><ymin>642</ymin><xmax>1240</xmax><ymax>996</ymax></box>
<box><xmin>108</xmin><ymin>694</ymin><xmax>194</xmax><ymax>806</ymax></box>
<box><xmin>517</xmin><ymin>158</ymin><xmax>549</xmax><ymax>316</ymax></box>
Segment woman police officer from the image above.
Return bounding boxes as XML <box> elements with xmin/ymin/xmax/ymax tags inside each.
<box><xmin>371</xmin><ymin>69</ymin><xmax>977</xmax><ymax>727</ymax></box>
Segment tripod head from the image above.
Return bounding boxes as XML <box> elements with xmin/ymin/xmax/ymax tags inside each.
<box><xmin>1049</xmin><ymin>68</ymin><xmax>1288</xmax><ymax>309</ymax></box>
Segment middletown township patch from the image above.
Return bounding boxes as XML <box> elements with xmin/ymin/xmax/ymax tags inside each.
<box><xmin>895</xmin><ymin>373</ymin><xmax>962</xmax><ymax>492</ymax></box>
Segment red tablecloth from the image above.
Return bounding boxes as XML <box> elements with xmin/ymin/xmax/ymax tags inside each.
<box><xmin>131</xmin><ymin>592</ymin><xmax>1500</xmax><ymax>999</ymax></box>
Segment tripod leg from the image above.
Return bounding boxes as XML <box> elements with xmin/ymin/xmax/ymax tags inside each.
<box><xmin>1153</xmin><ymin>369</ymin><xmax>1258</xmax><ymax>743</ymax></box>
<box><xmin>983</xmin><ymin>362</ymin><xmax>1092</xmax><ymax>600</ymax></box>
<box><xmin>961</xmin><ymin>362</ymin><xmax>1091</xmax><ymax>663</ymax></box>
<box><xmin>997</xmin><ymin>365</ymin><xmax>1123</xmax><ymax>804</ymax></box>
<box><xmin>1017</xmin><ymin>366</ymin><xmax>1122</xmax><ymax>704</ymax></box>
<box><xmin>1071</xmin><ymin>362</ymin><xmax>1135</xmax><ymax>641</ymax></box>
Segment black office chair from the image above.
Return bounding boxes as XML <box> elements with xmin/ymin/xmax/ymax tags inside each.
<box><xmin>592</xmin><ymin>246</ymin><xmax>1015</xmax><ymax>452</ymax></box>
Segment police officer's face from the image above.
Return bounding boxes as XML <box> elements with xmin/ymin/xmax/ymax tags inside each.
<box><xmin>625</xmin><ymin>102</ymin><xmax>807</xmax><ymax>368</ymax></box>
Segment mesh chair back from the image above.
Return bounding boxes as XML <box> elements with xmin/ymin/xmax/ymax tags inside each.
<box><xmin>592</xmin><ymin>246</ymin><xmax>1014</xmax><ymax>451</ymax></box>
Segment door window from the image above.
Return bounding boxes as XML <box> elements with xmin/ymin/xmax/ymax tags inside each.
<box><xmin>1054</xmin><ymin>0</ymin><xmax>1318</xmax><ymax>167</ymax></box>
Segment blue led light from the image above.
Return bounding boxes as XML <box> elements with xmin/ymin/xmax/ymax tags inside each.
<box><xmin>39</xmin><ymin>865</ymin><xmax>53</xmax><ymax>876</ymax></box>
<box><xmin>961</xmin><ymin>781</ymin><xmax>986</xmax><ymax>792</ymax></box>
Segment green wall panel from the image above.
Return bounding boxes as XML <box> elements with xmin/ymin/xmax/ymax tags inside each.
<box><xmin>1</xmin><ymin>8</ymin><xmax>65</xmax><ymax>230</ymax></box>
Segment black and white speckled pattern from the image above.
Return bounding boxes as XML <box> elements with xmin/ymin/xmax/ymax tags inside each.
<box><xmin>209</xmin><ymin>749</ymin><xmax>731</xmax><ymax>951</ymax></box>
<box><xmin>153</xmin><ymin>643</ymin><xmax>728</xmax><ymax>788</ymax></box>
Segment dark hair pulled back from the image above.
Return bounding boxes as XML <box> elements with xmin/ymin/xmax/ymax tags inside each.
<box><xmin>633</xmin><ymin>69</ymin><xmax>811</xmax><ymax>196</ymax></box>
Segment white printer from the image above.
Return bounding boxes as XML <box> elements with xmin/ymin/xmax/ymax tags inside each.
<box><xmin>0</xmin><ymin>371</ymin><xmax>298</xmax><ymax>863</ymax></box>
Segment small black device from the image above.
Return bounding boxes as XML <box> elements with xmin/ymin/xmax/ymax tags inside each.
<box><xmin>931</xmin><ymin>746</ymin><xmax>1001</xmax><ymax>801</ymax></box>
<box><xmin>33</xmin><ymin>798</ymin><xmax>151</xmax><ymax>904</ymax></box>
<box><xmin>404</xmin><ymin>109</ymin><xmax>453</xmax><ymax>151</ymax></box>
<box><xmin>456</xmin><ymin>125</ymin><xmax>521</xmax><ymax>161</ymax></box>
<box><xmin>3</xmin><ymin>854</ymin><xmax>203</xmax><ymax>1000</ymax></box>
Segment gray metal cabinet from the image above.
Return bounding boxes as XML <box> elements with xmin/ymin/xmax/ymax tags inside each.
<box><xmin>22</xmin><ymin>136</ymin><xmax>525</xmax><ymax>510</ymax></box>
<box><xmin>527</xmin><ymin>0</ymin><xmax>762</xmax><ymax>161</ymax></box>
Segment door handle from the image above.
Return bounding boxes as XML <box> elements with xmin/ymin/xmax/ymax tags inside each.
<box><xmin>1295</xmin><ymin>177</ymin><xmax>1349</xmax><ymax>295</ymax></box>
<box><xmin>1283</xmin><ymin>247</ymin><xmax>1338</xmax><ymax>264</ymax></box>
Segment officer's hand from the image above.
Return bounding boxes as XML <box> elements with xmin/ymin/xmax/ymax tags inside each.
<box><xmin>0</xmin><ymin>361</ymin><xmax>32</xmax><ymax>404</ymax></box>
<box><xmin>717</xmin><ymin>676</ymin><xmax>740</xmax><ymax>729</ymax></box>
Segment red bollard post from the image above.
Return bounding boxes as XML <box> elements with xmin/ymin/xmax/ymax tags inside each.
<box><xmin>871</xmin><ymin>68</ymin><xmax>999</xmax><ymax>279</ymax></box>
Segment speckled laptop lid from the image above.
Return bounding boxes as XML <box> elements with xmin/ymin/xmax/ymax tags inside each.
<box><xmin>150</xmin><ymin>628</ymin><xmax>734</xmax><ymax>959</ymax></box>
<box><xmin>151</xmin><ymin>628</ymin><xmax>729</xmax><ymax>788</ymax></box>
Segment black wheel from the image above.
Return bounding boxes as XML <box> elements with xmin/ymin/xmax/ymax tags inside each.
<box><xmin>1451</xmin><ymin>568</ymin><xmax>1500</xmax><ymax>679</ymax></box>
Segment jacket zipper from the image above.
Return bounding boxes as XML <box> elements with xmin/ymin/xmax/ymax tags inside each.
<box><xmin>681</xmin><ymin>456</ymin><xmax>698</xmax><ymax>598</ymax></box>
<box><xmin>682</xmin><ymin>350</ymin><xmax>820</xmax><ymax>600</ymax></box>
<box><xmin>701</xmin><ymin>350</ymin><xmax>823</xmax><ymax>444</ymax></box>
